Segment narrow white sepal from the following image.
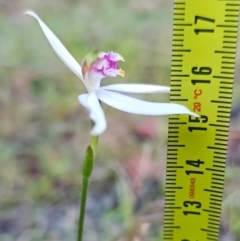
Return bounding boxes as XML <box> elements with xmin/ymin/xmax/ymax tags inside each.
<box><xmin>100</xmin><ymin>84</ymin><xmax>170</xmax><ymax>94</ymax></box>
<box><xmin>78</xmin><ymin>92</ymin><xmax>107</xmax><ymax>136</ymax></box>
<box><xmin>96</xmin><ymin>89</ymin><xmax>199</xmax><ymax>117</ymax></box>
<box><xmin>24</xmin><ymin>10</ymin><xmax>84</xmax><ymax>81</ymax></box>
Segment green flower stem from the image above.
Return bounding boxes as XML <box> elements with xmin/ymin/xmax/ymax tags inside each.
<box><xmin>77</xmin><ymin>176</ymin><xmax>89</xmax><ymax>241</ymax></box>
<box><xmin>90</xmin><ymin>121</ymin><xmax>99</xmax><ymax>156</ymax></box>
<box><xmin>90</xmin><ymin>135</ymin><xmax>98</xmax><ymax>156</ymax></box>
<box><xmin>77</xmin><ymin>134</ymin><xmax>98</xmax><ymax>241</ymax></box>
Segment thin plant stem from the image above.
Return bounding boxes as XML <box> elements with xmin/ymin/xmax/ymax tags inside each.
<box><xmin>90</xmin><ymin>120</ymin><xmax>98</xmax><ymax>156</ymax></box>
<box><xmin>91</xmin><ymin>135</ymin><xmax>98</xmax><ymax>155</ymax></box>
<box><xmin>77</xmin><ymin>133</ymin><xmax>98</xmax><ymax>241</ymax></box>
<box><xmin>77</xmin><ymin>176</ymin><xmax>89</xmax><ymax>241</ymax></box>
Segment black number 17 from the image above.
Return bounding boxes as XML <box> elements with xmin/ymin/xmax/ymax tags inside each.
<box><xmin>194</xmin><ymin>15</ymin><xmax>215</xmax><ymax>35</ymax></box>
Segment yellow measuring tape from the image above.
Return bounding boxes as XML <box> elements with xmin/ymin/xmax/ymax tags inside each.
<box><xmin>164</xmin><ymin>0</ymin><xmax>240</xmax><ymax>240</ymax></box>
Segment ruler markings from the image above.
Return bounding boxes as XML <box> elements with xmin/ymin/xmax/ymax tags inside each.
<box><xmin>218</xmin><ymin>96</ymin><xmax>232</xmax><ymax>99</ymax></box>
<box><xmin>225</xmin><ymin>19</ymin><xmax>239</xmax><ymax>22</ymax></box>
<box><xmin>226</xmin><ymin>3</ymin><xmax>240</xmax><ymax>6</ymax></box>
<box><xmin>224</xmin><ymin>30</ymin><xmax>237</xmax><ymax>33</ymax></box>
<box><xmin>174</xmin><ymin>13</ymin><xmax>185</xmax><ymax>16</ymax></box>
<box><xmin>209</xmin><ymin>215</ymin><xmax>221</xmax><ymax>221</ymax></box>
<box><xmin>217</xmin><ymin>24</ymin><xmax>238</xmax><ymax>27</ymax></box>
<box><xmin>207</xmin><ymin>237</ymin><xmax>218</xmax><ymax>241</ymax></box>
<box><xmin>174</xmin><ymin>23</ymin><xmax>193</xmax><ymax>26</ymax></box>
<box><xmin>172</xmin><ymin>39</ymin><xmax>184</xmax><ymax>42</ymax></box>
<box><xmin>222</xmin><ymin>55</ymin><xmax>235</xmax><ymax>59</ymax></box>
<box><xmin>210</xmin><ymin>198</ymin><xmax>223</xmax><ymax>202</ymax></box>
<box><xmin>172</xmin><ymin>49</ymin><xmax>191</xmax><ymax>52</ymax></box>
<box><xmin>209</xmin><ymin>123</ymin><xmax>229</xmax><ymax>127</ymax></box>
<box><xmin>213</xmin><ymin>152</ymin><xmax>226</xmax><ymax>156</ymax></box>
<box><xmin>213</xmin><ymin>161</ymin><xmax>225</xmax><ymax>165</ymax></box>
<box><xmin>164</xmin><ymin>0</ymin><xmax>239</xmax><ymax>240</ymax></box>
<box><xmin>226</xmin><ymin>9</ymin><xmax>239</xmax><ymax>11</ymax></box>
<box><xmin>208</xmin><ymin>222</ymin><xmax>219</xmax><ymax>226</ymax></box>
<box><xmin>172</xmin><ymin>60</ymin><xmax>183</xmax><ymax>63</ymax></box>
<box><xmin>203</xmin><ymin>209</ymin><xmax>220</xmax><ymax>214</ymax></box>
<box><xmin>169</xmin><ymin>122</ymin><xmax>186</xmax><ymax>124</ymax></box>
<box><xmin>213</xmin><ymin>75</ymin><xmax>232</xmax><ymax>79</ymax></box>
<box><xmin>215</xmin><ymin>50</ymin><xmax>235</xmax><ymax>54</ymax></box>
<box><xmin>222</xmin><ymin>61</ymin><xmax>235</xmax><ymax>64</ymax></box>
<box><xmin>206</xmin><ymin>168</ymin><xmax>225</xmax><ymax>173</ymax></box>
<box><xmin>169</xmin><ymin>117</ymin><xmax>180</xmax><ymax>119</ymax></box>
<box><xmin>223</xmin><ymin>35</ymin><xmax>237</xmax><ymax>38</ymax></box>
<box><xmin>213</xmin><ymin>155</ymin><xmax>227</xmax><ymax>160</ymax></box>
<box><xmin>214</xmin><ymin>142</ymin><xmax>227</xmax><ymax>146</ymax></box>
<box><xmin>173</xmin><ymin>28</ymin><xmax>184</xmax><ymax>31</ymax></box>
<box><xmin>201</xmin><ymin>228</ymin><xmax>219</xmax><ymax>234</ymax></box>
<box><xmin>221</xmin><ymin>66</ymin><xmax>235</xmax><ymax>69</ymax></box>
<box><xmin>219</xmin><ymin>91</ymin><xmax>232</xmax><ymax>94</ymax></box>
<box><xmin>217</xmin><ymin>115</ymin><xmax>230</xmax><ymax>119</ymax></box>
<box><xmin>170</xmin><ymin>98</ymin><xmax>188</xmax><ymax>102</ymax></box>
<box><xmin>165</xmin><ymin>207</ymin><xmax>182</xmax><ymax>210</ymax></box>
<box><xmin>216</xmin><ymin>120</ymin><xmax>229</xmax><ymax>123</ymax></box>
<box><xmin>209</xmin><ymin>217</ymin><xmax>220</xmax><ymax>222</ymax></box>
<box><xmin>222</xmin><ymin>46</ymin><xmax>236</xmax><ymax>49</ymax></box>
<box><xmin>167</xmin><ymin>166</ymin><xmax>184</xmax><ymax>169</ymax></box>
<box><xmin>211</xmin><ymin>181</ymin><xmax>224</xmax><ymax>186</ymax></box>
<box><xmin>174</xmin><ymin>7</ymin><xmax>185</xmax><ymax>10</ymax></box>
<box><xmin>209</xmin><ymin>206</ymin><xmax>221</xmax><ymax>211</ymax></box>
<box><xmin>220</xmin><ymin>71</ymin><xmax>234</xmax><ymax>74</ymax></box>
<box><xmin>172</xmin><ymin>45</ymin><xmax>184</xmax><ymax>47</ymax></box>
<box><xmin>173</xmin><ymin>34</ymin><xmax>184</xmax><ymax>36</ymax></box>
<box><xmin>174</xmin><ymin>2</ymin><xmax>185</xmax><ymax>5</ymax></box>
<box><xmin>164</xmin><ymin>226</ymin><xmax>181</xmax><ymax>229</ymax></box>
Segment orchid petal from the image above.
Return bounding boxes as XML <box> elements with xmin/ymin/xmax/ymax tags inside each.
<box><xmin>100</xmin><ymin>84</ymin><xmax>170</xmax><ymax>94</ymax></box>
<box><xmin>24</xmin><ymin>10</ymin><xmax>83</xmax><ymax>81</ymax></box>
<box><xmin>78</xmin><ymin>92</ymin><xmax>107</xmax><ymax>135</ymax></box>
<box><xmin>96</xmin><ymin>89</ymin><xmax>199</xmax><ymax>117</ymax></box>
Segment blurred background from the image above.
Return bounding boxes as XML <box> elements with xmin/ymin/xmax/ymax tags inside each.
<box><xmin>1</xmin><ymin>0</ymin><xmax>240</xmax><ymax>240</ymax></box>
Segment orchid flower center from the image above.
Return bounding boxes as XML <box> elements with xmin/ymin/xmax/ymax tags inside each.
<box><xmin>82</xmin><ymin>51</ymin><xmax>125</xmax><ymax>91</ymax></box>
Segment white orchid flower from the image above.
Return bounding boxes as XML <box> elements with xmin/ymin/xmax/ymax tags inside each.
<box><xmin>24</xmin><ymin>11</ymin><xmax>198</xmax><ymax>136</ymax></box>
